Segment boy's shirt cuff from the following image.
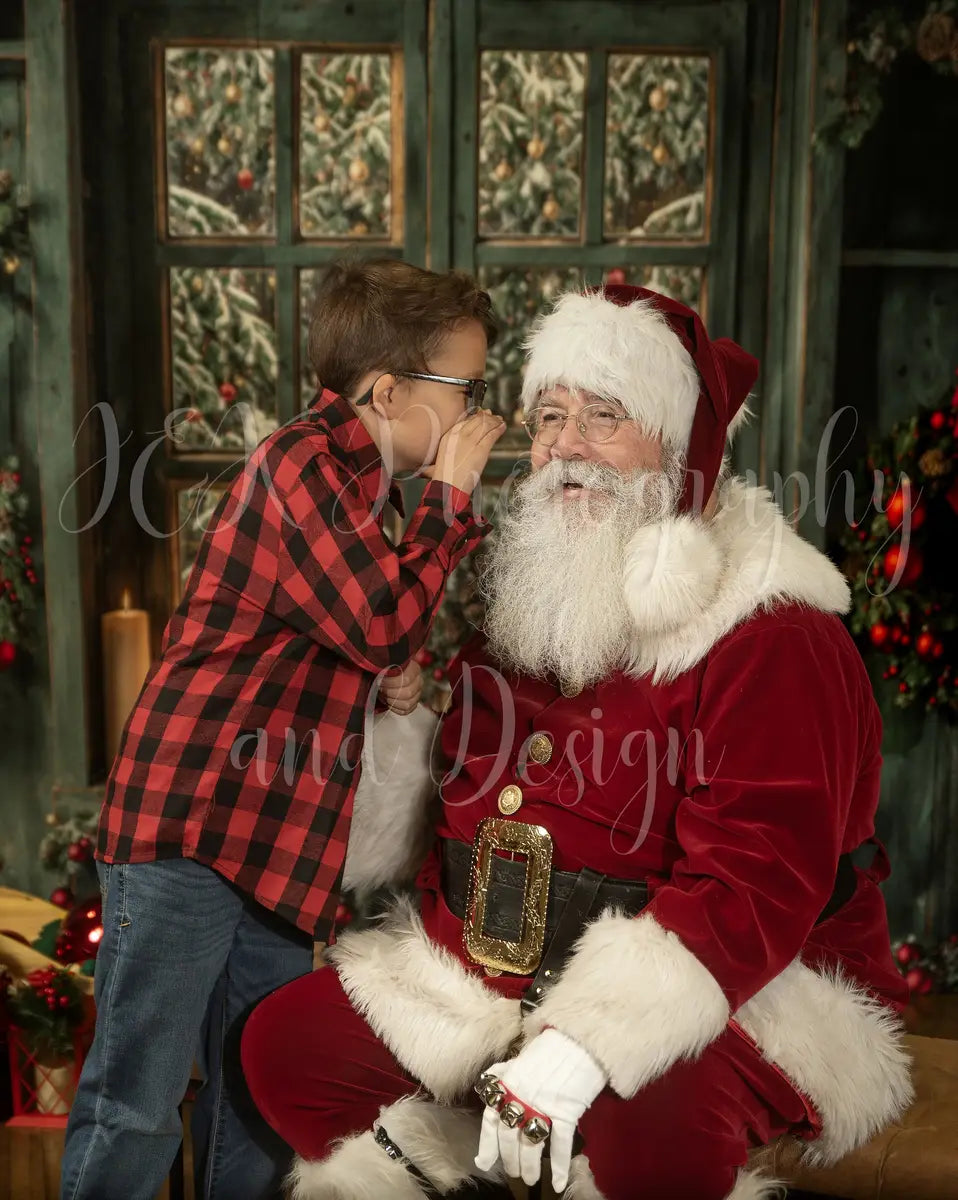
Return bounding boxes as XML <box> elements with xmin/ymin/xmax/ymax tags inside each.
<box><xmin>403</xmin><ymin>479</ymin><xmax>491</xmax><ymax>571</ymax></box>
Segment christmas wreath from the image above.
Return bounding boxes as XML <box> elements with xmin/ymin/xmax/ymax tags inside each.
<box><xmin>0</xmin><ymin>456</ymin><xmax>39</xmax><ymax>669</ymax></box>
<box><xmin>838</xmin><ymin>369</ymin><xmax>958</xmax><ymax>716</ymax></box>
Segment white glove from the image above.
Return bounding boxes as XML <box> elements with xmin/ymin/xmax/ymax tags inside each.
<box><xmin>474</xmin><ymin>1027</ymin><xmax>607</xmax><ymax>1192</ymax></box>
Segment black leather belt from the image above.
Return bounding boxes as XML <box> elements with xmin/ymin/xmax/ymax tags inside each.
<box><xmin>441</xmin><ymin>835</ymin><xmax>864</xmax><ymax>1014</ymax></box>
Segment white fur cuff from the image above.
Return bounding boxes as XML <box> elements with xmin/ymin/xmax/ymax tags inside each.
<box><xmin>522</xmin><ymin>911</ymin><xmax>729</xmax><ymax>1099</ymax></box>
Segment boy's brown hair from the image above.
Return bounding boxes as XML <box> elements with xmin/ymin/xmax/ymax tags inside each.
<box><xmin>307</xmin><ymin>257</ymin><xmax>499</xmax><ymax>400</ymax></box>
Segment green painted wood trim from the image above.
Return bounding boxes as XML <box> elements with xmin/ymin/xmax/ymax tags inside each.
<box><xmin>704</xmin><ymin>7</ymin><xmax>748</xmax><ymax>338</ymax></box>
<box><xmin>402</xmin><ymin>0</ymin><xmax>429</xmax><ymax>267</ymax></box>
<box><xmin>730</xmin><ymin>0</ymin><xmax>779</xmax><ymax>482</ymax></box>
<box><xmin>478</xmin><ymin>1</ymin><xmax>745</xmax><ymax>47</ymax></box>
<box><xmin>133</xmin><ymin>2</ymin><xmax>407</xmax><ymax>43</ymax></box>
<box><xmin>451</xmin><ymin>0</ymin><xmax>478</xmax><ymax>271</ymax></box>
<box><xmin>761</xmin><ymin>0</ymin><xmax>810</xmax><ymax>512</ymax></box>
<box><xmin>154</xmin><ymin>242</ymin><xmax>406</xmax><ymax>267</ymax></box>
<box><xmin>475</xmin><ymin>242</ymin><xmax>711</xmax><ymax>267</ymax></box>
<box><xmin>25</xmin><ymin>0</ymin><xmax>92</xmax><ymax>790</ymax></box>
<box><xmin>842</xmin><ymin>249</ymin><xmax>958</xmax><ymax>269</ymax></box>
<box><xmin>273</xmin><ymin>48</ymin><xmax>296</xmax><ymax>426</ymax></box>
<box><xmin>796</xmin><ymin>0</ymin><xmax>848</xmax><ymax>548</ymax></box>
<box><xmin>0</xmin><ymin>41</ymin><xmax>26</xmax><ymax>60</ymax></box>
<box><xmin>582</xmin><ymin>48</ymin><xmax>607</xmax><ymax>255</ymax></box>
<box><xmin>428</xmin><ymin>0</ymin><xmax>453</xmax><ymax>271</ymax></box>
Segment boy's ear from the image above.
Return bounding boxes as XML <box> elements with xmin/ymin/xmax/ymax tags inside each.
<box><xmin>370</xmin><ymin>372</ymin><xmax>398</xmax><ymax>418</ymax></box>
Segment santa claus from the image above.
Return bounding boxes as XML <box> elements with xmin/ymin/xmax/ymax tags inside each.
<box><xmin>241</xmin><ymin>286</ymin><xmax>912</xmax><ymax>1200</ymax></box>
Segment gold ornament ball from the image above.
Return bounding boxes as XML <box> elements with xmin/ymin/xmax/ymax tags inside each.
<box><xmin>3</xmin><ymin>255</ymin><xmax>20</xmax><ymax>275</ymax></box>
<box><xmin>224</xmin><ymin>82</ymin><xmax>242</xmax><ymax>104</ymax></box>
<box><xmin>190</xmin><ymin>136</ymin><xmax>206</xmax><ymax>155</ymax></box>
<box><xmin>541</xmin><ymin>196</ymin><xmax>560</xmax><ymax>222</ymax></box>
<box><xmin>313</xmin><ymin>112</ymin><xmax>331</xmax><ymax>133</ymax></box>
<box><xmin>348</xmin><ymin>158</ymin><xmax>370</xmax><ymax>184</ymax></box>
<box><xmin>351</xmin><ymin>220</ymin><xmax>369</xmax><ymax>236</ymax></box>
<box><xmin>649</xmin><ymin>86</ymin><xmax>668</xmax><ymax>112</ymax></box>
<box><xmin>191</xmin><ymin>276</ymin><xmax>204</xmax><ymax>293</ymax></box>
<box><xmin>217</xmin><ymin>137</ymin><xmax>232</xmax><ymax>155</ymax></box>
<box><xmin>652</xmin><ymin>142</ymin><xmax>671</xmax><ymax>165</ymax></box>
<box><xmin>343</xmin><ymin>84</ymin><xmax>357</xmax><ymax>106</ymax></box>
<box><xmin>493</xmin><ymin>159</ymin><xmax>513</xmax><ymax>182</ymax></box>
<box><xmin>526</xmin><ymin>135</ymin><xmax>546</xmax><ymax>160</ymax></box>
<box><xmin>44</xmin><ymin>812</ymin><xmax>60</xmax><ymax>827</ymax></box>
<box><xmin>172</xmin><ymin>93</ymin><xmax>194</xmax><ymax>119</ymax></box>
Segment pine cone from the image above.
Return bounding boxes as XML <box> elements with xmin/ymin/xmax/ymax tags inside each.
<box><xmin>916</xmin><ymin>13</ymin><xmax>956</xmax><ymax>63</ymax></box>
<box><xmin>919</xmin><ymin>447</ymin><xmax>950</xmax><ymax>477</ymax></box>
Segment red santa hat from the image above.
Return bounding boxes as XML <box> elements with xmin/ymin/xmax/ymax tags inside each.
<box><xmin>520</xmin><ymin>284</ymin><xmax>759</xmax><ymax>513</ymax></box>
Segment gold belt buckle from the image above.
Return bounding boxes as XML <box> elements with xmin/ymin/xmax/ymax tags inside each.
<box><xmin>463</xmin><ymin>817</ymin><xmax>554</xmax><ymax>975</ymax></box>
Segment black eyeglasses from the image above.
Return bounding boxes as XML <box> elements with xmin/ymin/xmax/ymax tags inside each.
<box><xmin>355</xmin><ymin>371</ymin><xmax>488</xmax><ymax>408</ymax></box>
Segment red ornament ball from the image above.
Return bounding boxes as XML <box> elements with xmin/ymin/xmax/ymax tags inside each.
<box><xmin>605</xmin><ymin>268</ymin><xmax>627</xmax><ymax>286</ymax></box>
<box><xmin>55</xmin><ymin>897</ymin><xmax>104</xmax><ymax>964</ymax></box>
<box><xmin>219</xmin><ymin>382</ymin><xmax>237</xmax><ymax>404</ymax></box>
<box><xmin>904</xmin><ymin>966</ymin><xmax>934</xmax><ymax>995</ymax></box>
<box><xmin>414</xmin><ymin>648</ymin><xmax>434</xmax><ymax>666</ymax></box>
<box><xmin>237</xmin><ymin>168</ymin><xmax>255</xmax><ymax>191</ymax></box>
<box><xmin>49</xmin><ymin>887</ymin><xmax>73</xmax><ymax>909</ymax></box>
<box><xmin>885</xmin><ymin>483</ymin><xmax>926</xmax><ymax>532</ymax></box>
<box><xmin>868</xmin><ymin>623</ymin><xmax>890</xmax><ymax>649</ymax></box>
<box><xmin>916</xmin><ymin>632</ymin><xmax>936</xmax><ymax>658</ymax></box>
<box><xmin>882</xmin><ymin>544</ymin><xmax>924</xmax><ymax>588</ymax></box>
<box><xmin>67</xmin><ymin>841</ymin><xmax>90</xmax><ymax>863</ymax></box>
<box><xmin>898</xmin><ymin>682</ymin><xmax>909</xmax><ymax>694</ymax></box>
<box><xmin>0</xmin><ymin>640</ymin><xmax>16</xmax><ymax>670</ymax></box>
<box><xmin>895</xmin><ymin>942</ymin><xmax>921</xmax><ymax>966</ymax></box>
<box><xmin>930</xmin><ymin>411</ymin><xmax>948</xmax><ymax>431</ymax></box>
<box><xmin>951</xmin><ymin>386</ymin><xmax>958</xmax><ymax>409</ymax></box>
<box><xmin>432</xmin><ymin>667</ymin><xmax>444</xmax><ymax>681</ymax></box>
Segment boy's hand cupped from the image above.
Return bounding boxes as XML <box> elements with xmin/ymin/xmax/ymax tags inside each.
<box><xmin>379</xmin><ymin>660</ymin><xmax>423</xmax><ymax>715</ymax></box>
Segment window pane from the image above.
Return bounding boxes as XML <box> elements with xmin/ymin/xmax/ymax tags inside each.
<box><xmin>478</xmin><ymin>51</ymin><xmax>586</xmax><ymax>239</ymax></box>
<box><xmin>604</xmin><ymin>265</ymin><xmax>705</xmax><ymax>314</ymax></box>
<box><xmin>605</xmin><ymin>54</ymin><xmax>710</xmax><ymax>240</ymax></box>
<box><xmin>479</xmin><ymin>266</ymin><xmax>585</xmax><ymax>430</ymax></box>
<box><xmin>174</xmin><ymin>482</ymin><xmax>228</xmax><ymax>598</ymax></box>
<box><xmin>169</xmin><ymin>268</ymin><xmax>279</xmax><ymax>453</ymax></box>
<box><xmin>164</xmin><ymin>48</ymin><xmax>276</xmax><ymax>237</ymax></box>
<box><xmin>299</xmin><ymin>53</ymin><xmax>395</xmax><ymax>238</ymax></box>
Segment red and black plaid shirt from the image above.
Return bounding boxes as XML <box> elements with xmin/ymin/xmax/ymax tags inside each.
<box><xmin>97</xmin><ymin>389</ymin><xmax>487</xmax><ymax>938</ymax></box>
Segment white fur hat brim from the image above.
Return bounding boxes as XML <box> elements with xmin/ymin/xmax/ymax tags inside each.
<box><xmin>520</xmin><ymin>290</ymin><xmax>702</xmax><ymax>451</ymax></box>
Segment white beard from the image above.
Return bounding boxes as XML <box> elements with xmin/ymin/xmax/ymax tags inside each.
<box><xmin>480</xmin><ymin>456</ymin><xmax>683</xmax><ymax>691</ymax></box>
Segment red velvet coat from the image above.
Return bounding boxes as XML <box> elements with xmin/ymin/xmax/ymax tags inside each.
<box><xmin>332</xmin><ymin>480</ymin><xmax>913</xmax><ymax>1166</ymax></box>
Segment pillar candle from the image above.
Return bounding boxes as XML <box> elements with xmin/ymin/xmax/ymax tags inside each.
<box><xmin>102</xmin><ymin>589</ymin><xmax>152</xmax><ymax>767</ymax></box>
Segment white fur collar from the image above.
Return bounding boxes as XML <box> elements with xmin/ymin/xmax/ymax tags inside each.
<box><xmin>622</xmin><ymin>477</ymin><xmax>851</xmax><ymax>683</ymax></box>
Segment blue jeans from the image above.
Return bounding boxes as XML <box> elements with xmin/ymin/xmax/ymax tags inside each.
<box><xmin>60</xmin><ymin>858</ymin><xmax>312</xmax><ymax>1200</ymax></box>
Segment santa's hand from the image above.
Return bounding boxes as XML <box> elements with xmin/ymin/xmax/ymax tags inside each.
<box><xmin>473</xmin><ymin>1028</ymin><xmax>607</xmax><ymax>1191</ymax></box>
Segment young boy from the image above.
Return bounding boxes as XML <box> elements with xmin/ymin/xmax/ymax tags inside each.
<box><xmin>60</xmin><ymin>259</ymin><xmax>505</xmax><ymax>1200</ymax></box>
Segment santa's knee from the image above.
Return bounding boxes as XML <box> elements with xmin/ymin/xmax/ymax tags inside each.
<box><xmin>582</xmin><ymin>1147</ymin><xmax>783</xmax><ymax>1200</ymax></box>
<box><xmin>287</xmin><ymin>1095</ymin><xmax>509</xmax><ymax>1200</ymax></box>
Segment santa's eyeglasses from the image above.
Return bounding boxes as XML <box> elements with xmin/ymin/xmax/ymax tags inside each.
<box><xmin>355</xmin><ymin>372</ymin><xmax>488</xmax><ymax>409</ymax></box>
<box><xmin>522</xmin><ymin>402</ymin><xmax>634</xmax><ymax>445</ymax></box>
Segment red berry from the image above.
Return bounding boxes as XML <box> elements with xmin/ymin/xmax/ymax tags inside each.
<box><xmin>899</xmin><ymin>682</ymin><xmax>908</xmax><ymax>694</ymax></box>
<box><xmin>219</xmin><ymin>382</ymin><xmax>237</xmax><ymax>403</ymax></box>
<box><xmin>916</xmin><ymin>632</ymin><xmax>936</xmax><ymax>658</ymax></box>
<box><xmin>237</xmin><ymin>168</ymin><xmax>254</xmax><ymax>191</ymax></box>
<box><xmin>930</xmin><ymin>411</ymin><xmax>947</xmax><ymax>431</ymax></box>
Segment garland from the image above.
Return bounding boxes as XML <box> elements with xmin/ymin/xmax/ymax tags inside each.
<box><xmin>838</xmin><ymin>368</ymin><xmax>958</xmax><ymax>715</ymax></box>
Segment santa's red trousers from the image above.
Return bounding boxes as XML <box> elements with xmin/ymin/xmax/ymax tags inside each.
<box><xmin>241</xmin><ymin>964</ymin><xmax>820</xmax><ymax>1200</ymax></box>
